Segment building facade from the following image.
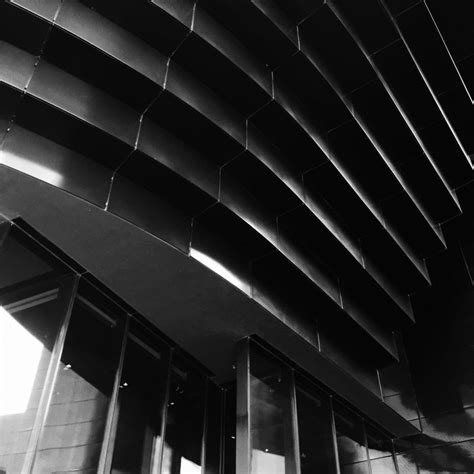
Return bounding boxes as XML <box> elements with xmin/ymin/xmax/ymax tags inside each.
<box><xmin>0</xmin><ymin>0</ymin><xmax>474</xmax><ymax>472</ymax></box>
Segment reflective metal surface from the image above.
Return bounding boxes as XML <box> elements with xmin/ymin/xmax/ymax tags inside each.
<box><xmin>0</xmin><ymin>0</ymin><xmax>453</xmax><ymax>389</ymax></box>
<box><xmin>2</xmin><ymin>0</ymin><xmax>474</xmax><ymax>464</ymax></box>
<box><xmin>0</xmin><ymin>219</ymin><xmax>223</xmax><ymax>474</ymax></box>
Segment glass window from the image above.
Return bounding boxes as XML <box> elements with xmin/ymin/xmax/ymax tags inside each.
<box><xmin>0</xmin><ymin>220</ymin><xmax>225</xmax><ymax>474</ymax></box>
<box><xmin>365</xmin><ymin>424</ymin><xmax>397</xmax><ymax>473</ymax></box>
<box><xmin>0</xmin><ymin>229</ymin><xmax>54</xmax><ymax>291</ymax></box>
<box><xmin>161</xmin><ymin>353</ymin><xmax>206</xmax><ymax>474</ymax></box>
<box><xmin>295</xmin><ymin>381</ymin><xmax>338</xmax><ymax>473</ymax></box>
<box><xmin>203</xmin><ymin>382</ymin><xmax>223</xmax><ymax>474</ymax></box>
<box><xmin>32</xmin><ymin>283</ymin><xmax>126</xmax><ymax>473</ymax></box>
<box><xmin>334</xmin><ymin>401</ymin><xmax>369</xmax><ymax>474</ymax></box>
<box><xmin>0</xmin><ymin>274</ymin><xmax>75</xmax><ymax>473</ymax></box>
<box><xmin>340</xmin><ymin>461</ymin><xmax>370</xmax><ymax>474</ymax></box>
<box><xmin>369</xmin><ymin>456</ymin><xmax>397</xmax><ymax>474</ymax></box>
<box><xmin>110</xmin><ymin>320</ymin><xmax>170</xmax><ymax>474</ymax></box>
<box><xmin>223</xmin><ymin>384</ymin><xmax>236</xmax><ymax>474</ymax></box>
<box><xmin>248</xmin><ymin>342</ymin><xmax>297</xmax><ymax>474</ymax></box>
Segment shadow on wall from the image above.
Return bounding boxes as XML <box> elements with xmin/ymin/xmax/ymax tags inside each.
<box><xmin>381</xmin><ymin>240</ymin><xmax>474</xmax><ymax>472</ymax></box>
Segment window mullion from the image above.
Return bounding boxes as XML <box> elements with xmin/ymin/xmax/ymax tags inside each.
<box><xmin>98</xmin><ymin>312</ymin><xmax>131</xmax><ymax>474</ymax></box>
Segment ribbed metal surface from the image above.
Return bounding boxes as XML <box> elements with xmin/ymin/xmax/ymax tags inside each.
<box><xmin>0</xmin><ymin>0</ymin><xmax>472</xmax><ymax>383</ymax></box>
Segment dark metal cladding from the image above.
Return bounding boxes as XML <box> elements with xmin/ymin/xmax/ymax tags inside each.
<box><xmin>1</xmin><ymin>0</ymin><xmax>474</xmax><ymax>450</ymax></box>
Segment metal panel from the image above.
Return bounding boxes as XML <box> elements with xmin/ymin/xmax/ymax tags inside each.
<box><xmin>0</xmin><ymin>166</ymin><xmax>420</xmax><ymax>437</ymax></box>
<box><xmin>108</xmin><ymin>150</ymin><xmax>217</xmax><ymax>253</ymax></box>
<box><xmin>56</xmin><ymin>0</ymin><xmax>167</xmax><ymax>85</ymax></box>
<box><xmin>166</xmin><ymin>60</ymin><xmax>246</xmax><ymax>146</ymax></box>
<box><xmin>150</xmin><ymin>0</ymin><xmax>195</xmax><ymax>28</ymax></box>
<box><xmin>138</xmin><ymin>117</ymin><xmax>220</xmax><ymax>199</ymax></box>
<box><xmin>193</xmin><ymin>4</ymin><xmax>272</xmax><ymax>95</ymax></box>
<box><xmin>0</xmin><ymin>41</ymin><xmax>37</xmax><ymax>90</ymax></box>
<box><xmin>0</xmin><ymin>1</ymin><xmax>52</xmax><ymax>55</ymax></box>
<box><xmin>0</xmin><ymin>125</ymin><xmax>112</xmax><ymax>206</ymax></box>
<box><xmin>14</xmin><ymin>94</ymin><xmax>132</xmax><ymax>170</ymax></box>
<box><xmin>42</xmin><ymin>27</ymin><xmax>161</xmax><ymax>112</ymax></box>
<box><xmin>9</xmin><ymin>0</ymin><xmax>62</xmax><ymax>21</ymax></box>
<box><xmin>0</xmin><ymin>84</ymin><xmax>23</xmax><ymax>144</ymax></box>
<box><xmin>27</xmin><ymin>59</ymin><xmax>140</xmax><ymax>146</ymax></box>
<box><xmin>145</xmin><ymin>90</ymin><xmax>244</xmax><ymax>168</ymax></box>
<box><xmin>107</xmin><ymin>172</ymin><xmax>194</xmax><ymax>254</ymax></box>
